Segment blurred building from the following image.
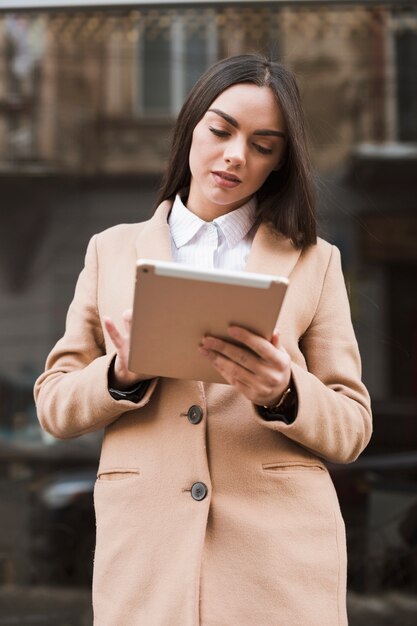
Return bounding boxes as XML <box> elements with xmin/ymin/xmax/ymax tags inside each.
<box><xmin>0</xmin><ymin>4</ymin><xmax>416</xmax><ymax>399</ymax></box>
<box><xmin>0</xmin><ymin>1</ymin><xmax>416</xmax><ymax>618</ymax></box>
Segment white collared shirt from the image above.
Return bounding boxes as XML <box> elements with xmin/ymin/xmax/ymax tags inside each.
<box><xmin>168</xmin><ymin>194</ymin><xmax>257</xmax><ymax>271</ymax></box>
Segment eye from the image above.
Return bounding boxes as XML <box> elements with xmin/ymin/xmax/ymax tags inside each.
<box><xmin>253</xmin><ymin>144</ymin><xmax>273</xmax><ymax>155</ymax></box>
<box><xmin>209</xmin><ymin>127</ymin><xmax>230</xmax><ymax>138</ymax></box>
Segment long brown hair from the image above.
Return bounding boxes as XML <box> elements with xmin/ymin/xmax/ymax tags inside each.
<box><xmin>155</xmin><ymin>54</ymin><xmax>316</xmax><ymax>248</ymax></box>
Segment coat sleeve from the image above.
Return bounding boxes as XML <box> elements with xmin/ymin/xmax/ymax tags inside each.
<box><xmin>33</xmin><ymin>235</ymin><xmax>158</xmax><ymax>439</ymax></box>
<box><xmin>253</xmin><ymin>245</ymin><xmax>372</xmax><ymax>464</ymax></box>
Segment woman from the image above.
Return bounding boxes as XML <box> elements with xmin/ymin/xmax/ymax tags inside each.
<box><xmin>34</xmin><ymin>54</ymin><xmax>372</xmax><ymax>626</ymax></box>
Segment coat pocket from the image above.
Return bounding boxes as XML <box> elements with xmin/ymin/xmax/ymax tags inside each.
<box><xmin>262</xmin><ymin>461</ymin><xmax>325</xmax><ymax>473</ymax></box>
<box><xmin>97</xmin><ymin>468</ymin><xmax>140</xmax><ymax>481</ymax></box>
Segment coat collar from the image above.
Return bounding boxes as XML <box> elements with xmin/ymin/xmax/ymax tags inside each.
<box><xmin>244</xmin><ymin>222</ymin><xmax>301</xmax><ymax>277</ymax></box>
<box><xmin>135</xmin><ymin>200</ymin><xmax>173</xmax><ymax>262</ymax></box>
<box><xmin>135</xmin><ymin>200</ymin><xmax>302</xmax><ymax>278</ymax></box>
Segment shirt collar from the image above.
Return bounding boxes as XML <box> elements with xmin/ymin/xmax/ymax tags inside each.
<box><xmin>169</xmin><ymin>193</ymin><xmax>257</xmax><ymax>249</ymax></box>
<box><xmin>214</xmin><ymin>196</ymin><xmax>257</xmax><ymax>248</ymax></box>
<box><xmin>169</xmin><ymin>194</ymin><xmax>206</xmax><ymax>248</ymax></box>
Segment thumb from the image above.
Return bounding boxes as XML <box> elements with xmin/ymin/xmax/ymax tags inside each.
<box><xmin>271</xmin><ymin>329</ymin><xmax>280</xmax><ymax>349</ymax></box>
<box><xmin>272</xmin><ymin>329</ymin><xmax>288</xmax><ymax>353</ymax></box>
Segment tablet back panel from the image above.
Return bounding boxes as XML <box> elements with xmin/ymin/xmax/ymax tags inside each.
<box><xmin>129</xmin><ymin>261</ymin><xmax>288</xmax><ymax>384</ymax></box>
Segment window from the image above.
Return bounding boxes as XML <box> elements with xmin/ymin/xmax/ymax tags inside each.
<box><xmin>137</xmin><ymin>13</ymin><xmax>217</xmax><ymax>117</ymax></box>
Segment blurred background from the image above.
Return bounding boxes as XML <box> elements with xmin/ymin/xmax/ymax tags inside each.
<box><xmin>0</xmin><ymin>1</ymin><xmax>416</xmax><ymax>624</ymax></box>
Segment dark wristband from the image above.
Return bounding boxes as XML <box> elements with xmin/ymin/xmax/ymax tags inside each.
<box><xmin>256</xmin><ymin>387</ymin><xmax>298</xmax><ymax>424</ymax></box>
<box><xmin>108</xmin><ymin>380</ymin><xmax>151</xmax><ymax>403</ymax></box>
<box><xmin>107</xmin><ymin>356</ymin><xmax>151</xmax><ymax>403</ymax></box>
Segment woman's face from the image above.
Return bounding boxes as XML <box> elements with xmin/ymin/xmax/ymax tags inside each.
<box><xmin>187</xmin><ymin>83</ymin><xmax>287</xmax><ymax>220</ymax></box>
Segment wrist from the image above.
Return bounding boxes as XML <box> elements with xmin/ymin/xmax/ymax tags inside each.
<box><xmin>108</xmin><ymin>355</ymin><xmax>147</xmax><ymax>390</ymax></box>
<box><xmin>263</xmin><ymin>372</ymin><xmax>293</xmax><ymax>409</ymax></box>
<box><xmin>257</xmin><ymin>382</ymin><xmax>298</xmax><ymax>424</ymax></box>
<box><xmin>263</xmin><ymin>386</ymin><xmax>292</xmax><ymax>411</ymax></box>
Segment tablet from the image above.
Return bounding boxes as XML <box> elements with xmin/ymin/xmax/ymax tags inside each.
<box><xmin>128</xmin><ymin>259</ymin><xmax>289</xmax><ymax>384</ymax></box>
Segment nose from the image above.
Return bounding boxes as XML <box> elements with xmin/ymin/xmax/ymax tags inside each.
<box><xmin>223</xmin><ymin>138</ymin><xmax>246</xmax><ymax>167</ymax></box>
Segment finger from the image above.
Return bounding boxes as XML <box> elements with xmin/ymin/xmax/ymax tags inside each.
<box><xmin>103</xmin><ymin>316</ymin><xmax>125</xmax><ymax>351</ymax></box>
<box><xmin>200</xmin><ymin>336</ymin><xmax>259</xmax><ymax>374</ymax></box>
<box><xmin>272</xmin><ymin>330</ymin><xmax>289</xmax><ymax>354</ymax></box>
<box><xmin>103</xmin><ymin>315</ymin><xmax>116</xmax><ymax>335</ymax></box>
<box><xmin>203</xmin><ymin>344</ymin><xmax>287</xmax><ymax>390</ymax></box>
<box><xmin>123</xmin><ymin>309</ymin><xmax>132</xmax><ymax>334</ymax></box>
<box><xmin>227</xmin><ymin>326</ymin><xmax>280</xmax><ymax>363</ymax></box>
<box><xmin>201</xmin><ymin>346</ymin><xmax>290</xmax><ymax>405</ymax></box>
<box><xmin>216</xmin><ymin>359</ymin><xmax>272</xmax><ymax>401</ymax></box>
<box><xmin>200</xmin><ymin>348</ymin><xmax>258</xmax><ymax>387</ymax></box>
<box><xmin>229</xmin><ymin>375</ymin><xmax>271</xmax><ymax>405</ymax></box>
<box><xmin>123</xmin><ymin>309</ymin><xmax>133</xmax><ymax>322</ymax></box>
<box><xmin>232</xmin><ymin>378</ymin><xmax>260</xmax><ymax>403</ymax></box>
<box><xmin>231</xmin><ymin>376</ymin><xmax>252</xmax><ymax>395</ymax></box>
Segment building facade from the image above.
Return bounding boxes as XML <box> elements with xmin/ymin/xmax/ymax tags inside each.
<box><xmin>0</xmin><ymin>1</ymin><xmax>416</xmax><ymax>618</ymax></box>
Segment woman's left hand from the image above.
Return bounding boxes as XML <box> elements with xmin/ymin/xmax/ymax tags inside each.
<box><xmin>198</xmin><ymin>326</ymin><xmax>292</xmax><ymax>407</ymax></box>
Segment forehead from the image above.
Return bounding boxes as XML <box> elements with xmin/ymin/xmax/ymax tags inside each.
<box><xmin>206</xmin><ymin>83</ymin><xmax>285</xmax><ymax>129</ymax></box>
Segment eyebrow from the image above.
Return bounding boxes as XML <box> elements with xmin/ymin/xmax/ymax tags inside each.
<box><xmin>207</xmin><ymin>108</ymin><xmax>286</xmax><ymax>139</ymax></box>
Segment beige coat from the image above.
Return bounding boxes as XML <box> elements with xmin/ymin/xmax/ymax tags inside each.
<box><xmin>34</xmin><ymin>200</ymin><xmax>372</xmax><ymax>626</ymax></box>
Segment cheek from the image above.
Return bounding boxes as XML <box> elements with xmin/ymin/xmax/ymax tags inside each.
<box><xmin>189</xmin><ymin>130</ymin><xmax>206</xmax><ymax>177</ymax></box>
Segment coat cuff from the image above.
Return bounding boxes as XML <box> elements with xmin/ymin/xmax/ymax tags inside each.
<box><xmin>103</xmin><ymin>352</ymin><xmax>158</xmax><ymax>412</ymax></box>
<box><xmin>252</xmin><ymin>363</ymin><xmax>303</xmax><ymax>432</ymax></box>
<box><xmin>107</xmin><ymin>355</ymin><xmax>153</xmax><ymax>404</ymax></box>
<box><xmin>254</xmin><ymin>384</ymin><xmax>298</xmax><ymax>424</ymax></box>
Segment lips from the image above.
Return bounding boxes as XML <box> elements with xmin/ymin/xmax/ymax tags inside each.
<box><xmin>212</xmin><ymin>170</ymin><xmax>242</xmax><ymax>189</ymax></box>
<box><xmin>212</xmin><ymin>170</ymin><xmax>242</xmax><ymax>183</ymax></box>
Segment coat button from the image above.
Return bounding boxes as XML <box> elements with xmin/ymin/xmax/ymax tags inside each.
<box><xmin>187</xmin><ymin>405</ymin><xmax>203</xmax><ymax>425</ymax></box>
<box><xmin>191</xmin><ymin>482</ymin><xmax>208</xmax><ymax>501</ymax></box>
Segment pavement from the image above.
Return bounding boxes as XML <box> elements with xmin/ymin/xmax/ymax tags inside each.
<box><xmin>1</xmin><ymin>587</ymin><xmax>417</xmax><ymax>625</ymax></box>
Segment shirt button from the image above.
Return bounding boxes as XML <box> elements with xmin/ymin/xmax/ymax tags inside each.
<box><xmin>187</xmin><ymin>405</ymin><xmax>203</xmax><ymax>425</ymax></box>
<box><xmin>191</xmin><ymin>482</ymin><xmax>208</xmax><ymax>501</ymax></box>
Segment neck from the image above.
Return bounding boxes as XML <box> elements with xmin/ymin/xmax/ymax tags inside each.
<box><xmin>185</xmin><ymin>196</ymin><xmax>253</xmax><ymax>222</ymax></box>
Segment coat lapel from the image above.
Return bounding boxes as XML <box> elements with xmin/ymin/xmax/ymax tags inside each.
<box><xmin>135</xmin><ymin>200</ymin><xmax>173</xmax><ymax>261</ymax></box>
<box><xmin>245</xmin><ymin>222</ymin><xmax>302</xmax><ymax>278</ymax></box>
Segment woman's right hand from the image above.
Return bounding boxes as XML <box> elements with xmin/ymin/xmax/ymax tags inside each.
<box><xmin>103</xmin><ymin>309</ymin><xmax>151</xmax><ymax>389</ymax></box>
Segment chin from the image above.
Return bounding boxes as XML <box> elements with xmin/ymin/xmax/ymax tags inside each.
<box><xmin>209</xmin><ymin>188</ymin><xmax>246</xmax><ymax>205</ymax></box>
